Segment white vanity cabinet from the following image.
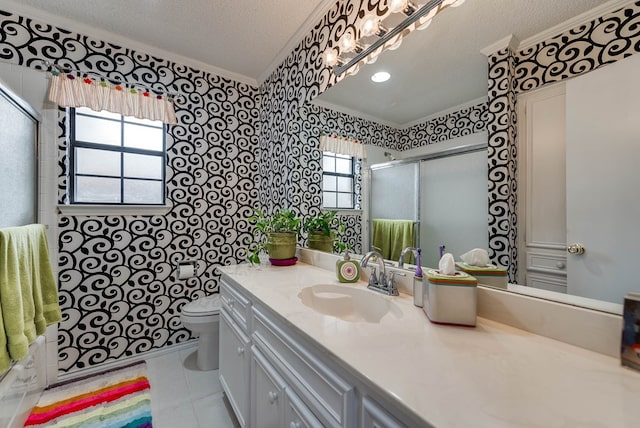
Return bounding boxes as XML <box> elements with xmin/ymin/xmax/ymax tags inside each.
<box><xmin>220</xmin><ymin>274</ymin><xmax>424</xmax><ymax>428</ymax></box>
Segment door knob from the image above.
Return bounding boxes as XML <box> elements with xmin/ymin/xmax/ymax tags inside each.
<box><xmin>567</xmin><ymin>244</ymin><xmax>585</xmax><ymax>255</ymax></box>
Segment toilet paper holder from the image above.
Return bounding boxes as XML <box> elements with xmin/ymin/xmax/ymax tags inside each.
<box><xmin>176</xmin><ymin>260</ymin><xmax>199</xmax><ymax>280</ymax></box>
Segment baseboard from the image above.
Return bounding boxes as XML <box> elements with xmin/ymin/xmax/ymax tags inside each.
<box><xmin>56</xmin><ymin>340</ymin><xmax>197</xmax><ymax>383</ymax></box>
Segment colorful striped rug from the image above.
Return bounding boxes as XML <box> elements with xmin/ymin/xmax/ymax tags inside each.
<box><xmin>24</xmin><ymin>362</ymin><xmax>152</xmax><ymax>427</ymax></box>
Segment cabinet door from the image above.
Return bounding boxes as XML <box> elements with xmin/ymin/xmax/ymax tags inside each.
<box><xmin>251</xmin><ymin>347</ymin><xmax>286</xmax><ymax>428</ymax></box>
<box><xmin>219</xmin><ymin>310</ymin><xmax>250</xmax><ymax>427</ymax></box>
<box><xmin>284</xmin><ymin>389</ymin><xmax>324</xmax><ymax>428</ymax></box>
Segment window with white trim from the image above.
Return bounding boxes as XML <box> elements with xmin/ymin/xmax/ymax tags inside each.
<box><xmin>70</xmin><ymin>107</ymin><xmax>166</xmax><ymax>204</ymax></box>
<box><xmin>322</xmin><ymin>151</ymin><xmax>355</xmax><ymax>209</ymax></box>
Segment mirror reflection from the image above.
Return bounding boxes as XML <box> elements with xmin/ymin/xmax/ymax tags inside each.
<box><xmin>306</xmin><ymin>0</ymin><xmax>640</xmax><ymax>311</ymax></box>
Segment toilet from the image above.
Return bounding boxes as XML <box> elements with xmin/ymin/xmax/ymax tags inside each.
<box><xmin>180</xmin><ymin>294</ymin><xmax>221</xmax><ymax>371</ymax></box>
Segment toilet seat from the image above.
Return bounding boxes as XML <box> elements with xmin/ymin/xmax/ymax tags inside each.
<box><xmin>182</xmin><ymin>294</ymin><xmax>221</xmax><ymax>317</ymax></box>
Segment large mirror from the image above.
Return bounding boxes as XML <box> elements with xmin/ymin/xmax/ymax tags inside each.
<box><xmin>306</xmin><ymin>0</ymin><xmax>639</xmax><ymax>312</ymax></box>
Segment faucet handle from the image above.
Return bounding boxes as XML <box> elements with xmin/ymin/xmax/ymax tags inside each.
<box><xmin>368</xmin><ymin>266</ymin><xmax>378</xmax><ymax>287</ymax></box>
<box><xmin>386</xmin><ymin>270</ymin><xmax>405</xmax><ymax>296</ymax></box>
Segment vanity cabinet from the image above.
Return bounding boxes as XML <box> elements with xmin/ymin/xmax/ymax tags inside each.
<box><xmin>220</xmin><ymin>274</ymin><xmax>423</xmax><ymax>428</ymax></box>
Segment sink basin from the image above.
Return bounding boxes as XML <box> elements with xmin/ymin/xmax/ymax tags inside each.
<box><xmin>298</xmin><ymin>284</ymin><xmax>402</xmax><ymax>323</ymax></box>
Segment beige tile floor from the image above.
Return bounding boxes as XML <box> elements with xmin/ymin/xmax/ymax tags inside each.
<box><xmin>146</xmin><ymin>344</ymin><xmax>240</xmax><ymax>428</ymax></box>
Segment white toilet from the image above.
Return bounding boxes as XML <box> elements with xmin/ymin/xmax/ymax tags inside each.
<box><xmin>180</xmin><ymin>294</ymin><xmax>221</xmax><ymax>371</ymax></box>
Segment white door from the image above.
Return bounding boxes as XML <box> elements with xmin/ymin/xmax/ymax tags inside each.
<box><xmin>565</xmin><ymin>53</ymin><xmax>640</xmax><ymax>302</ymax></box>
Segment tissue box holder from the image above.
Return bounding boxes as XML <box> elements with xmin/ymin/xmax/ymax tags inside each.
<box><xmin>455</xmin><ymin>262</ymin><xmax>507</xmax><ymax>289</ymax></box>
<box><xmin>424</xmin><ymin>269</ymin><xmax>477</xmax><ymax>327</ymax></box>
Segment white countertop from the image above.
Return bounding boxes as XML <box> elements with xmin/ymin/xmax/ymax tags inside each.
<box><xmin>219</xmin><ymin>261</ymin><xmax>640</xmax><ymax>427</ymax></box>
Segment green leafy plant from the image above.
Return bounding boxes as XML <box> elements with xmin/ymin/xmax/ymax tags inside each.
<box><xmin>246</xmin><ymin>208</ymin><xmax>301</xmax><ymax>264</ymax></box>
<box><xmin>303</xmin><ymin>210</ymin><xmax>347</xmax><ymax>253</ymax></box>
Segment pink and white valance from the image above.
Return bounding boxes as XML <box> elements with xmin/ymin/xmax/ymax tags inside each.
<box><xmin>47</xmin><ymin>72</ymin><xmax>177</xmax><ymax>125</ymax></box>
<box><xmin>319</xmin><ymin>134</ymin><xmax>366</xmax><ymax>159</ymax></box>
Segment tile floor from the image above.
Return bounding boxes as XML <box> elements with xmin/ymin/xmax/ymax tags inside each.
<box><xmin>145</xmin><ymin>344</ymin><xmax>240</xmax><ymax>428</ymax></box>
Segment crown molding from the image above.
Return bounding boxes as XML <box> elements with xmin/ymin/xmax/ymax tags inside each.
<box><xmin>400</xmin><ymin>97</ymin><xmax>488</xmax><ymax>130</ymax></box>
<box><xmin>257</xmin><ymin>0</ymin><xmax>337</xmax><ymax>85</ymax></box>
<box><xmin>480</xmin><ymin>34</ymin><xmax>519</xmax><ymax>57</ymax></box>
<box><xmin>0</xmin><ymin>0</ymin><xmax>258</xmax><ymax>87</ymax></box>
<box><xmin>518</xmin><ymin>0</ymin><xmax>633</xmax><ymax>51</ymax></box>
<box><xmin>311</xmin><ymin>98</ymin><xmax>400</xmax><ymax>129</ymax></box>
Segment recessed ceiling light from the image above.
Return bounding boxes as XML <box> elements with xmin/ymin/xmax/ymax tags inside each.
<box><xmin>371</xmin><ymin>71</ymin><xmax>391</xmax><ymax>83</ymax></box>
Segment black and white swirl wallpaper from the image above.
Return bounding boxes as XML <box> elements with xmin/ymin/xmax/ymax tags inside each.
<box><xmin>0</xmin><ymin>9</ymin><xmax>259</xmax><ymax>372</ymax></box>
<box><xmin>2</xmin><ymin>0</ymin><xmax>639</xmax><ymax>372</ymax></box>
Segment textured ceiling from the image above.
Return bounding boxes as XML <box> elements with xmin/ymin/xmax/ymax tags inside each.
<box><xmin>316</xmin><ymin>0</ymin><xmax>615</xmax><ymax>127</ymax></box>
<box><xmin>0</xmin><ymin>0</ymin><xmax>333</xmax><ymax>84</ymax></box>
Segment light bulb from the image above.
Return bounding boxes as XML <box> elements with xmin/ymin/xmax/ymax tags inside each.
<box><xmin>323</xmin><ymin>48</ymin><xmax>339</xmax><ymax>67</ymax></box>
<box><xmin>360</xmin><ymin>14</ymin><xmax>382</xmax><ymax>37</ymax></box>
<box><xmin>388</xmin><ymin>0</ymin><xmax>408</xmax><ymax>14</ymax></box>
<box><xmin>443</xmin><ymin>0</ymin><xmax>466</xmax><ymax>7</ymax></box>
<box><xmin>339</xmin><ymin>32</ymin><xmax>356</xmax><ymax>53</ymax></box>
<box><xmin>417</xmin><ymin>17</ymin><xmax>432</xmax><ymax>31</ymax></box>
<box><xmin>388</xmin><ymin>37</ymin><xmax>402</xmax><ymax>51</ymax></box>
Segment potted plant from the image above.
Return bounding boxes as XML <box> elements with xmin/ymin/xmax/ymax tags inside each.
<box><xmin>246</xmin><ymin>208</ymin><xmax>301</xmax><ymax>264</ymax></box>
<box><xmin>303</xmin><ymin>210</ymin><xmax>347</xmax><ymax>254</ymax></box>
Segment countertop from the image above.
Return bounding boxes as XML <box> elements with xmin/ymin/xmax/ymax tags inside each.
<box><xmin>219</xmin><ymin>261</ymin><xmax>640</xmax><ymax>427</ymax></box>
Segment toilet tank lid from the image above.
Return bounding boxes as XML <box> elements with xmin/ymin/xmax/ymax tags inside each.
<box><xmin>182</xmin><ymin>294</ymin><xmax>221</xmax><ymax>315</ymax></box>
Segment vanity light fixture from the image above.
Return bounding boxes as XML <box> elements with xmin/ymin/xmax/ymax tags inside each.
<box><xmin>371</xmin><ymin>71</ymin><xmax>391</xmax><ymax>83</ymax></box>
<box><xmin>325</xmin><ymin>0</ymin><xmax>467</xmax><ymax>77</ymax></box>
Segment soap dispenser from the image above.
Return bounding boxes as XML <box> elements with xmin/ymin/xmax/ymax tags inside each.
<box><xmin>413</xmin><ymin>248</ymin><xmax>424</xmax><ymax>307</ymax></box>
<box><xmin>337</xmin><ymin>249</ymin><xmax>361</xmax><ymax>283</ymax></box>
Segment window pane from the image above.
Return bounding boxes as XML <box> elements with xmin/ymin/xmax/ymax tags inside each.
<box><xmin>77</xmin><ymin>107</ymin><xmax>121</xmax><ymax>120</ymax></box>
<box><xmin>337</xmin><ymin>193</ymin><xmax>353</xmax><ymax>209</ymax></box>
<box><xmin>323</xmin><ymin>192</ymin><xmax>336</xmax><ymax>208</ymax></box>
<box><xmin>75</xmin><ymin>115</ymin><xmax>121</xmax><ymax>146</ymax></box>
<box><xmin>323</xmin><ymin>155</ymin><xmax>336</xmax><ymax>173</ymax></box>
<box><xmin>323</xmin><ymin>175</ymin><xmax>337</xmax><ymax>191</ymax></box>
<box><xmin>76</xmin><ymin>148</ymin><xmax>120</xmax><ymax>177</ymax></box>
<box><xmin>124</xmin><ymin>123</ymin><xmax>164</xmax><ymax>151</ymax></box>
<box><xmin>336</xmin><ymin>157</ymin><xmax>352</xmax><ymax>174</ymax></box>
<box><xmin>124</xmin><ymin>179</ymin><xmax>163</xmax><ymax>204</ymax></box>
<box><xmin>337</xmin><ymin>176</ymin><xmax>353</xmax><ymax>192</ymax></box>
<box><xmin>75</xmin><ymin>176</ymin><xmax>120</xmax><ymax>203</ymax></box>
<box><xmin>124</xmin><ymin>153</ymin><xmax>163</xmax><ymax>179</ymax></box>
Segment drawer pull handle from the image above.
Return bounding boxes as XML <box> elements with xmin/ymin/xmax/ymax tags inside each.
<box><xmin>556</xmin><ymin>261</ymin><xmax>565</xmax><ymax>269</ymax></box>
<box><xmin>290</xmin><ymin>422</ymin><xmax>302</xmax><ymax>428</ymax></box>
<box><xmin>228</xmin><ymin>298</ymin><xmax>235</xmax><ymax>308</ymax></box>
<box><xmin>236</xmin><ymin>346</ymin><xmax>244</xmax><ymax>356</ymax></box>
<box><xmin>567</xmin><ymin>244</ymin><xmax>585</xmax><ymax>255</ymax></box>
<box><xmin>268</xmin><ymin>391</ymin><xmax>278</xmax><ymax>404</ymax></box>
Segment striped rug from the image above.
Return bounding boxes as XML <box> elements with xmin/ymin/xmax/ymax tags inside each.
<box><xmin>24</xmin><ymin>362</ymin><xmax>152</xmax><ymax>427</ymax></box>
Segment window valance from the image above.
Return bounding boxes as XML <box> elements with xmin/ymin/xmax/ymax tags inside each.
<box><xmin>47</xmin><ymin>72</ymin><xmax>177</xmax><ymax>125</ymax></box>
<box><xmin>319</xmin><ymin>134</ymin><xmax>366</xmax><ymax>159</ymax></box>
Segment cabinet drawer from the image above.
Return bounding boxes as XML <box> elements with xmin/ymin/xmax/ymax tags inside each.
<box><xmin>252</xmin><ymin>306</ymin><xmax>355</xmax><ymax>427</ymax></box>
<box><xmin>361</xmin><ymin>396</ymin><xmax>406</xmax><ymax>428</ymax></box>
<box><xmin>221</xmin><ymin>278</ymin><xmax>251</xmax><ymax>332</ymax></box>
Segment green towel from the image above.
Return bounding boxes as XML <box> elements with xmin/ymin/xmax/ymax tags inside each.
<box><xmin>0</xmin><ymin>224</ymin><xmax>61</xmax><ymax>371</ymax></box>
<box><xmin>371</xmin><ymin>219</ymin><xmax>415</xmax><ymax>262</ymax></box>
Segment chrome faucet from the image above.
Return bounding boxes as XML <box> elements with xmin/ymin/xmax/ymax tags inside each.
<box><xmin>360</xmin><ymin>251</ymin><xmax>404</xmax><ymax>296</ymax></box>
<box><xmin>398</xmin><ymin>247</ymin><xmax>418</xmax><ymax>269</ymax></box>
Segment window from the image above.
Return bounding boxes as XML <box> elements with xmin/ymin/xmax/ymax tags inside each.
<box><xmin>70</xmin><ymin>107</ymin><xmax>166</xmax><ymax>204</ymax></box>
<box><xmin>322</xmin><ymin>152</ymin><xmax>355</xmax><ymax>209</ymax></box>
